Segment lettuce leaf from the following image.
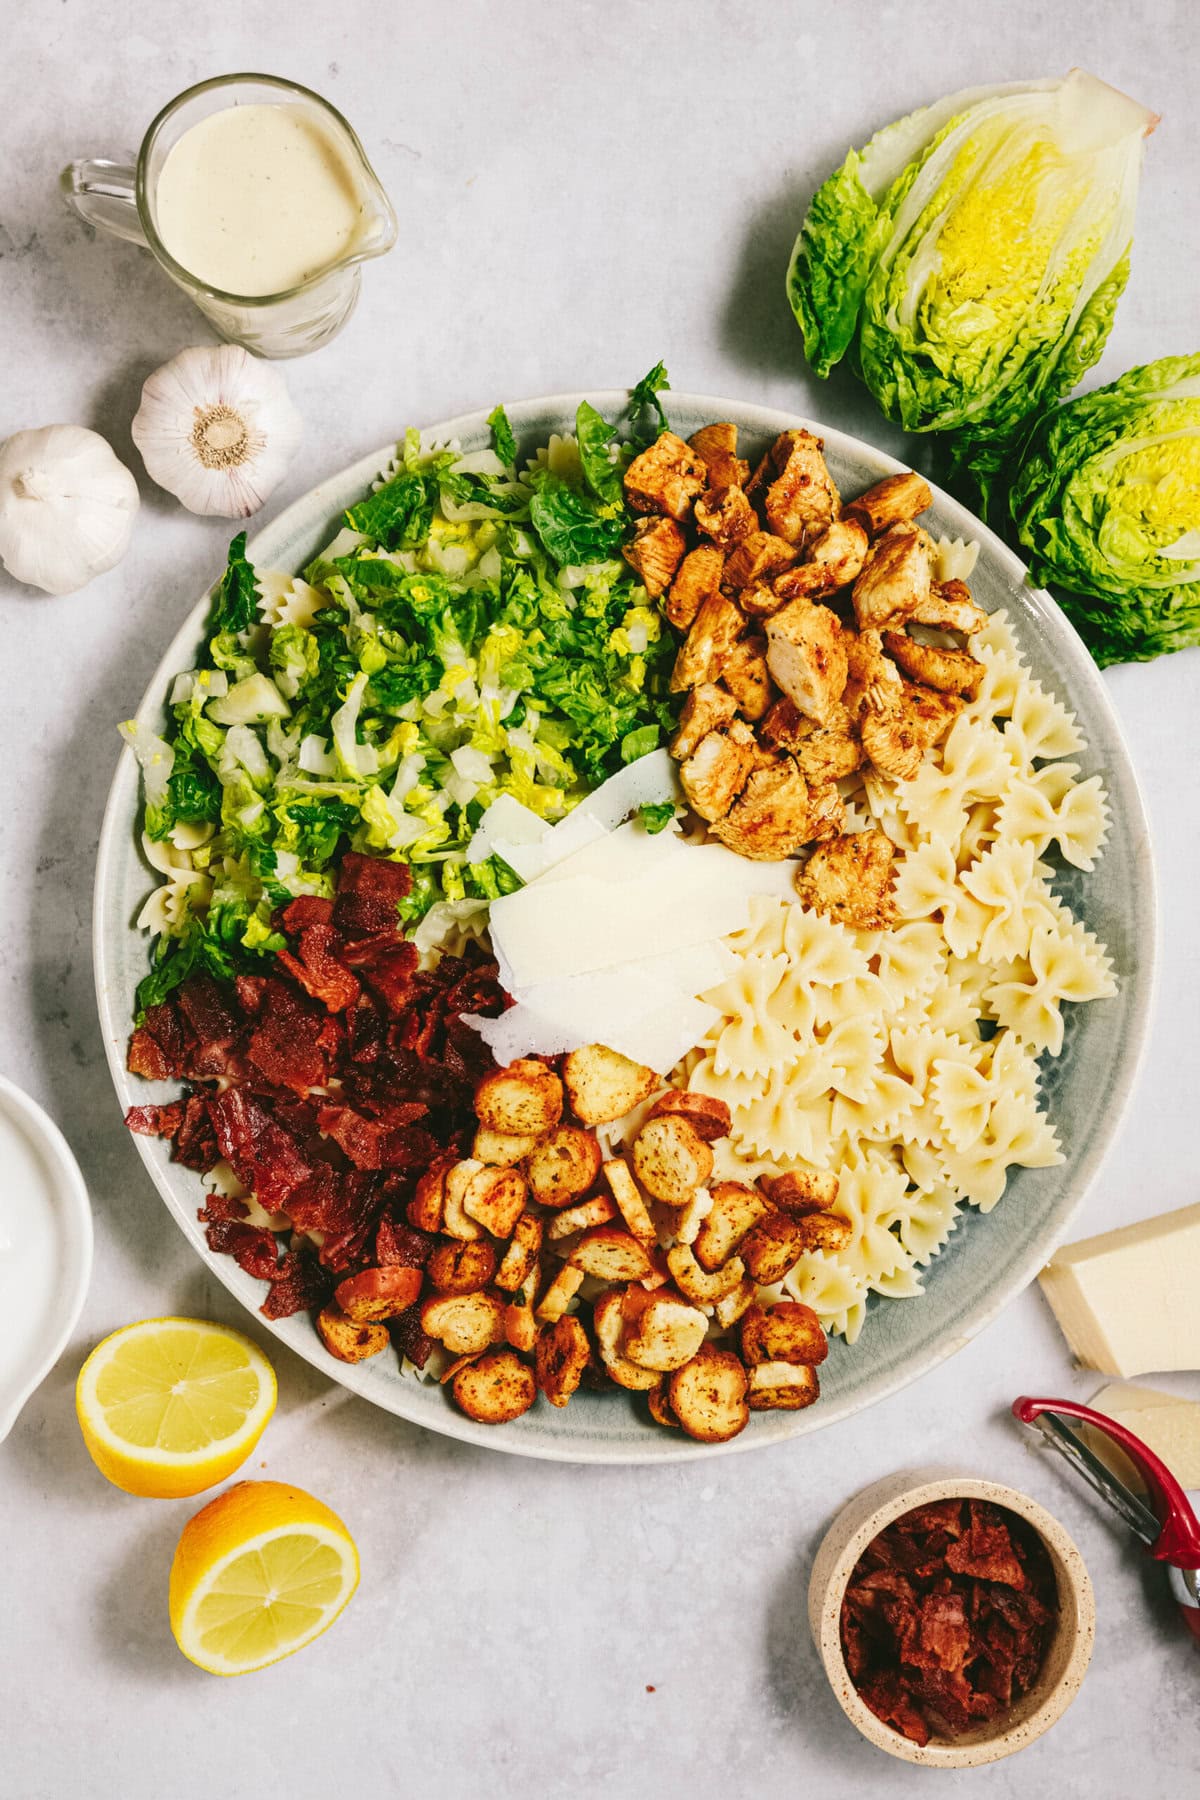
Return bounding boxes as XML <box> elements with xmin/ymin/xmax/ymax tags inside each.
<box><xmin>487</xmin><ymin>403</ymin><xmax>518</xmax><ymax>468</ymax></box>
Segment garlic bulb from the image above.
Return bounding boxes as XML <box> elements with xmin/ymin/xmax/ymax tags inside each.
<box><xmin>0</xmin><ymin>425</ymin><xmax>139</xmax><ymax>595</ymax></box>
<box><xmin>131</xmin><ymin>345</ymin><xmax>302</xmax><ymax>518</ymax></box>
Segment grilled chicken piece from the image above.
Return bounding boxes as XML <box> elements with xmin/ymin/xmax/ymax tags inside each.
<box><xmin>772</xmin><ymin>517</ymin><xmax>870</xmax><ymax>601</ymax></box>
<box><xmin>624</xmin><ymin>430</ymin><xmax>708</xmax><ymax>520</ymax></box>
<box><xmin>763</xmin><ymin>430</ymin><xmax>840</xmax><ymax>546</ymax></box>
<box><xmin>843</xmin><ymin>628</ymin><xmax>905</xmax><ymax>719</ymax></box>
<box><xmin>711</xmin><ymin>756</ymin><xmax>842</xmax><ymax>860</ymax></box>
<box><xmin>688</xmin><ymin>422</ymin><xmax>750</xmax><ymax>490</ymax></box>
<box><xmin>795</xmin><ymin>828</ymin><xmax>897</xmax><ymax>929</ymax></box>
<box><xmin>761</xmin><ymin>695</ymin><xmax>863</xmax><ymax>784</ymax></box>
<box><xmin>665</xmin><ymin>543</ymin><xmax>724</xmax><ymax>630</ymax></box>
<box><xmin>907</xmin><ymin>578</ymin><xmax>989</xmax><ymax>636</ymax></box>
<box><xmin>850</xmin><ymin>522</ymin><xmax>936</xmax><ymax>632</ymax></box>
<box><xmin>671</xmin><ymin>593</ymin><xmax>744</xmax><ymax>691</ymax></box>
<box><xmin>694</xmin><ymin>483</ymin><xmax>756</xmax><ymax>549</ymax></box>
<box><xmin>720</xmin><ymin>635</ymin><xmax>773</xmax><ymax>720</ymax></box>
<box><xmin>670</xmin><ymin>681</ymin><xmax>740</xmax><ymax>761</ymax></box>
<box><xmin>765</xmin><ymin>601</ymin><xmax>848</xmax><ymax>724</ymax></box>
<box><xmin>723</xmin><ymin>530</ymin><xmax>799</xmax><ymax>591</ymax></box>
<box><xmin>844</xmin><ymin>471</ymin><xmax>933</xmax><ymax>538</ymax></box>
<box><xmin>738</xmin><ymin>581</ymin><xmax>788</xmax><ymax>620</ymax></box>
<box><xmin>883</xmin><ymin>630</ymin><xmax>984</xmax><ymax>698</ymax></box>
<box><xmin>860</xmin><ymin>679</ymin><xmax>962</xmax><ymax>780</ymax></box>
<box><xmin>679</xmin><ymin>720</ymin><xmax>756</xmax><ymax>822</ymax></box>
<box><xmin>622</xmin><ymin>515</ymin><xmax>687</xmax><ymax>598</ymax></box>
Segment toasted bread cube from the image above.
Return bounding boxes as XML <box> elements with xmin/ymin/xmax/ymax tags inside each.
<box><xmin>632</xmin><ymin>1115</ymin><xmax>714</xmax><ymax>1205</ymax></box>
<box><xmin>427</xmin><ymin>1238</ymin><xmax>498</xmax><ymax>1295</ymax></box>
<box><xmin>665</xmin><ymin>543</ymin><xmax>724</xmax><ymax>631</ymax></box>
<box><xmin>333</xmin><ymin>1264</ymin><xmax>423</xmax><ymax>1322</ymax></box>
<box><xmin>668</xmin><ymin>1346</ymin><xmax>749</xmax><ymax>1444</ymax></box>
<box><xmin>463</xmin><ymin>1164</ymin><xmax>529</xmax><ymax>1238</ymax></box>
<box><xmin>791</xmin><ymin>1210</ymin><xmax>854</xmax><ymax>1255</ymax></box>
<box><xmin>472</xmin><ymin>1126</ymin><xmax>540</xmax><ymax>1167</ymax></box>
<box><xmin>844</xmin><ymin>471</ymin><xmax>932</xmax><ymax>538</ymax></box>
<box><xmin>546</xmin><ymin>1193</ymin><xmax>618</xmax><ymax>1240</ymax></box>
<box><xmin>647</xmin><ymin>1089</ymin><xmax>731</xmax><ymax>1143</ymax></box>
<box><xmin>494</xmin><ymin>1211</ymin><xmax>544</xmax><ymax>1292</ymax></box>
<box><xmin>714</xmin><ymin>1278</ymin><xmax>757</xmax><ymax>1329</ymax></box>
<box><xmin>623</xmin><ymin>1295</ymin><xmax>709</xmax><ymax>1372</ymax></box>
<box><xmin>317</xmin><ymin>1302</ymin><xmax>390</xmax><ymax>1363</ymax></box>
<box><xmin>562</xmin><ymin>1043</ymin><xmax>659</xmax><ymax>1125</ymax></box>
<box><xmin>475</xmin><ymin>1058</ymin><xmax>564</xmax><ymax>1136</ymax></box>
<box><xmin>740</xmin><ymin>1301</ymin><xmax>828</xmax><ymax>1368</ymax></box>
<box><xmin>739</xmin><ymin>1212</ymin><xmax>808</xmax><ymax>1284</ymax></box>
<box><xmin>535</xmin><ymin>1314</ymin><xmax>591</xmax><ymax>1407</ymax></box>
<box><xmin>441</xmin><ymin>1160</ymin><xmax>486</xmax><ymax>1241</ymax></box>
<box><xmin>504</xmin><ymin>1301</ymin><xmax>538</xmax><ymax>1354</ymax></box>
<box><xmin>452</xmin><ymin>1350</ymin><xmax>537</xmax><ymax>1425</ymax></box>
<box><xmin>439</xmin><ymin>1350</ymin><xmax>485</xmax><ymax>1385</ymax></box>
<box><xmin>747</xmin><ymin>1361</ymin><xmax>820</xmax><ymax>1411</ymax></box>
<box><xmin>758</xmin><ymin>1170</ymin><xmax>840</xmax><ymax>1216</ymax></box>
<box><xmin>535</xmin><ymin>1263</ymin><xmax>585</xmax><ymax>1323</ymax></box>
<box><xmin>693</xmin><ymin>1181</ymin><xmax>770</xmax><ymax>1271</ymax></box>
<box><xmin>601</xmin><ymin>1159</ymin><xmax>657</xmax><ymax>1244</ymax></box>
<box><xmin>407</xmin><ymin>1154</ymin><xmax>454</xmax><ymax>1233</ymax></box>
<box><xmin>667</xmin><ymin>1242</ymin><xmax>746</xmax><ymax>1306</ymax></box>
<box><xmin>525</xmin><ymin>1126</ymin><xmax>603</xmax><ymax>1208</ymax></box>
<box><xmin>624</xmin><ymin>514</ymin><xmax>688</xmax><ymax>597</ymax></box>
<box><xmin>647</xmin><ymin>1379</ymin><xmax>681</xmax><ymax>1428</ymax></box>
<box><xmin>624</xmin><ymin>430</ymin><xmax>707</xmax><ymax>521</ymax></box>
<box><xmin>569</xmin><ymin>1225</ymin><xmax>655</xmax><ymax>1283</ymax></box>
<box><xmin>674</xmin><ymin>1186</ymin><xmax>714</xmax><ymax>1247</ymax></box>
<box><xmin>420</xmin><ymin>1289</ymin><xmax>505</xmax><ymax>1355</ymax></box>
<box><xmin>592</xmin><ymin>1287</ymin><xmax>661</xmax><ymax>1391</ymax></box>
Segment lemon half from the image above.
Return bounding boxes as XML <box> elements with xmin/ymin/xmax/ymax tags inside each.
<box><xmin>169</xmin><ymin>1480</ymin><xmax>359</xmax><ymax>1675</ymax></box>
<box><xmin>76</xmin><ymin>1317</ymin><xmax>277</xmax><ymax>1499</ymax></box>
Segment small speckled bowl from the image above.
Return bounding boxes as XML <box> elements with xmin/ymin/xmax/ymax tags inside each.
<box><xmin>808</xmin><ymin>1470</ymin><xmax>1095</xmax><ymax>1768</ymax></box>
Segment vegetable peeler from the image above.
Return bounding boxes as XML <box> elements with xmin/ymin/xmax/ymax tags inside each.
<box><xmin>1013</xmin><ymin>1396</ymin><xmax>1200</xmax><ymax>1645</ymax></box>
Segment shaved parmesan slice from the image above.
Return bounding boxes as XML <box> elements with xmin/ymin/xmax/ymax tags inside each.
<box><xmin>569</xmin><ymin>748</ymin><xmax>680</xmax><ymax>831</ymax></box>
<box><xmin>466</xmin><ymin>793</ymin><xmax>547</xmax><ymax>865</ymax></box>
<box><xmin>502</xmin><ymin>809</ymin><xmax>608</xmax><ymax>882</ymax></box>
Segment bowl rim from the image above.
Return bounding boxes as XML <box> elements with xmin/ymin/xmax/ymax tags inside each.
<box><xmin>807</xmin><ymin>1468</ymin><xmax>1096</xmax><ymax>1767</ymax></box>
<box><xmin>92</xmin><ymin>387</ymin><xmax>1157</xmax><ymax>1464</ymax></box>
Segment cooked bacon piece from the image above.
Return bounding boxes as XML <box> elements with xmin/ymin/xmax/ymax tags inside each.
<box><xmin>260</xmin><ymin>1250</ymin><xmax>332</xmax><ymax>1320</ymax></box>
<box><xmin>127</xmin><ymin>1029</ymin><xmax>176</xmax><ymax>1082</ymax></box>
<box><xmin>391</xmin><ymin>1303</ymin><xmax>435</xmax><ymax>1369</ymax></box>
<box><xmin>177</xmin><ymin>974</ymin><xmax>240</xmax><ymax>1079</ymax></box>
<box><xmin>209</xmin><ymin>1088</ymin><xmax>312</xmax><ymax>1211</ymax></box>
<box><xmin>201</xmin><ymin>1214</ymin><xmax>282</xmax><ymax>1282</ymax></box>
<box><xmin>623</xmin><ymin>430</ymin><xmax>708</xmax><ymax>520</ymax></box>
<box><xmin>247</xmin><ymin>985</ymin><xmax>329</xmax><ymax>1095</ymax></box>
<box><xmin>623</xmin><ymin>515</ymin><xmax>687</xmax><ymax>597</ymax></box>
<box><xmin>374</xmin><ymin>1214</ymin><xmax>434</xmax><ymax>1269</ymax></box>
<box><xmin>174</xmin><ymin>1093</ymin><xmax>221</xmax><ymax>1172</ymax></box>
<box><xmin>125</xmin><ymin>1100</ymin><xmax>184</xmax><ymax>1139</ymax></box>
<box><xmin>665</xmin><ymin>544</ymin><xmax>724</xmax><ymax>631</ymax></box>
<box><xmin>277</xmin><ymin>922</ymin><xmax>361</xmax><ymax>1013</ymax></box>
<box><xmin>279</xmin><ymin>895</ymin><xmax>336</xmax><ymax>933</ymax></box>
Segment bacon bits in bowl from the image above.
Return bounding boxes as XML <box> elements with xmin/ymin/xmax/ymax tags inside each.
<box><xmin>808</xmin><ymin>1471</ymin><xmax>1095</xmax><ymax>1767</ymax></box>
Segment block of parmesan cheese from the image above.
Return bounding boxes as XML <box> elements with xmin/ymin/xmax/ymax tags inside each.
<box><xmin>1083</xmin><ymin>1383</ymin><xmax>1200</xmax><ymax>1489</ymax></box>
<box><xmin>1038</xmin><ymin>1202</ymin><xmax>1200</xmax><ymax>1377</ymax></box>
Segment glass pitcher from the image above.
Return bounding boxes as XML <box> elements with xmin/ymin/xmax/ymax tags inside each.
<box><xmin>62</xmin><ymin>73</ymin><xmax>397</xmax><ymax>359</ymax></box>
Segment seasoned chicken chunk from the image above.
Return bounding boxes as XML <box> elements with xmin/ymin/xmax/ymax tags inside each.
<box><xmin>843</xmin><ymin>628</ymin><xmax>905</xmax><ymax>719</ymax></box>
<box><xmin>844</xmin><ymin>471</ymin><xmax>933</xmax><ymax>538</ymax></box>
<box><xmin>622</xmin><ymin>515</ymin><xmax>687</xmax><ymax>598</ymax></box>
<box><xmin>760</xmin><ymin>696</ymin><xmax>863</xmax><ymax>784</ymax></box>
<box><xmin>711</xmin><ymin>756</ymin><xmax>842</xmax><ymax>860</ymax></box>
<box><xmin>670</xmin><ymin>681</ymin><xmax>740</xmax><ymax>760</ymax></box>
<box><xmin>795</xmin><ymin>828</ymin><xmax>897</xmax><ymax>928</ymax></box>
<box><xmin>772</xmin><ymin>517</ymin><xmax>870</xmax><ymax>601</ymax></box>
<box><xmin>624</xmin><ymin>430</ymin><xmax>707</xmax><ymax>521</ymax></box>
<box><xmin>694</xmin><ymin>483</ymin><xmax>756</xmax><ymax>549</ymax></box>
<box><xmin>665</xmin><ymin>543</ymin><xmax>724</xmax><ymax>630</ymax></box>
<box><xmin>738</xmin><ymin>581</ymin><xmax>788</xmax><ymax>620</ymax></box>
<box><xmin>723</xmin><ymin>530</ymin><xmax>798</xmax><ymax>591</ymax></box>
<box><xmin>688</xmin><ymin>422</ymin><xmax>750</xmax><ymax>490</ymax></box>
<box><xmin>765</xmin><ymin>600</ymin><xmax>848</xmax><ymax>724</ymax></box>
<box><xmin>860</xmin><ymin>678</ymin><xmax>962</xmax><ymax>780</ymax></box>
<box><xmin>907</xmin><ymin>578</ymin><xmax>989</xmax><ymax>635</ymax></box>
<box><xmin>763</xmin><ymin>430</ymin><xmax>840</xmax><ymax>546</ymax></box>
<box><xmin>850</xmin><ymin>522</ymin><xmax>936</xmax><ymax>632</ymax></box>
<box><xmin>671</xmin><ymin>592</ymin><xmax>744</xmax><ymax>691</ymax></box>
<box><xmin>883</xmin><ymin>630</ymin><xmax>984</xmax><ymax>698</ymax></box>
<box><xmin>720</xmin><ymin>635</ymin><xmax>773</xmax><ymax>720</ymax></box>
<box><xmin>679</xmin><ymin>720</ymin><xmax>756</xmax><ymax>822</ymax></box>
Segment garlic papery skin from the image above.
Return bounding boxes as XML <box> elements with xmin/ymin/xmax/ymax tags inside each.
<box><xmin>0</xmin><ymin>425</ymin><xmax>139</xmax><ymax>595</ymax></box>
<box><xmin>131</xmin><ymin>345</ymin><xmax>303</xmax><ymax>518</ymax></box>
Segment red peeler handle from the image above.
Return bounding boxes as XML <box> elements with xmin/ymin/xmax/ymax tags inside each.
<box><xmin>1013</xmin><ymin>1396</ymin><xmax>1200</xmax><ymax>1570</ymax></box>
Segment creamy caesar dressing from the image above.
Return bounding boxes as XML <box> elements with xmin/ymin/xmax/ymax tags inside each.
<box><xmin>0</xmin><ymin>1105</ymin><xmax>63</xmax><ymax>1424</ymax></box>
<box><xmin>154</xmin><ymin>103</ymin><xmax>368</xmax><ymax>296</ymax></box>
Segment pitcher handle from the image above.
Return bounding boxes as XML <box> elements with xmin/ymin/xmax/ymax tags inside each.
<box><xmin>61</xmin><ymin>157</ymin><xmax>148</xmax><ymax>248</ymax></box>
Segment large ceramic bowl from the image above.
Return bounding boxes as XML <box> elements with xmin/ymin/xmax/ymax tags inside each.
<box><xmin>93</xmin><ymin>392</ymin><xmax>1155</xmax><ymax>1463</ymax></box>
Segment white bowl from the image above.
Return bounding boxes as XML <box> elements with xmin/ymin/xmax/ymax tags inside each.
<box><xmin>92</xmin><ymin>391</ymin><xmax>1155</xmax><ymax>1463</ymax></box>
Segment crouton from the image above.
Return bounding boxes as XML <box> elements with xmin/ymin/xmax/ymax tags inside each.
<box><xmin>462</xmin><ymin>1164</ymin><xmax>529</xmax><ymax>1238</ymax></box>
<box><xmin>593</xmin><ymin>1288</ymin><xmax>661</xmax><ymax>1390</ymax></box>
<box><xmin>713</xmin><ymin>1278</ymin><xmax>757</xmax><ymax>1329</ymax></box>
<box><xmin>844</xmin><ymin>472</ymin><xmax>933</xmax><ymax>538</ymax></box>
<box><xmin>670</xmin><ymin>681</ymin><xmax>740</xmax><ymax>762</ymax></box>
<box><xmin>738</xmin><ymin>1211</ymin><xmax>808</xmax><ymax>1284</ymax></box>
<box><xmin>679</xmin><ymin>721</ymin><xmax>756</xmax><ymax>823</ymax></box>
<box><xmin>693</xmin><ymin>1181</ymin><xmax>771</xmax><ymax>1271</ymax></box>
<box><xmin>711</xmin><ymin>758</ymin><xmax>839</xmax><ymax>860</ymax></box>
<box><xmin>647</xmin><ymin>1380</ymin><xmax>681</xmax><ymax>1428</ymax></box>
<box><xmin>719</xmin><ymin>634</ymin><xmax>773</xmax><ymax>720</ymax></box>
<box><xmin>472</xmin><ymin>1126</ymin><xmax>540</xmax><ymax>1167</ymax></box>
<box><xmin>623</xmin><ymin>514</ymin><xmax>688</xmax><ymax>598</ymax></box>
<box><xmin>546</xmin><ymin>1193</ymin><xmax>618</xmax><ymax>1240</ymax></box>
<box><xmin>908</xmin><ymin>578</ymin><xmax>988</xmax><ymax>635</ymax></box>
<box><xmin>632</xmin><ymin>1114</ymin><xmax>714</xmax><ymax>1204</ymax></box>
<box><xmin>882</xmin><ymin>630</ymin><xmax>984</xmax><ymax>699</ymax></box>
<box><xmin>765</xmin><ymin>600</ymin><xmax>848</xmax><ymax>724</ymax></box>
<box><xmin>441</xmin><ymin>1160</ymin><xmax>486</xmax><ymax>1241</ymax></box>
<box><xmin>668</xmin><ymin>1346</ymin><xmax>749</xmax><ymax>1444</ymax></box>
<box><xmin>407</xmin><ymin>1153</ymin><xmax>455</xmax><ymax>1233</ymax></box>
<box><xmin>624</xmin><ymin>430</ymin><xmax>708</xmax><ymax>520</ymax></box>
<box><xmin>740</xmin><ymin>1301</ymin><xmax>828</xmax><ymax>1367</ymax></box>
<box><xmin>525</xmin><ymin>1126</ymin><xmax>603</xmax><ymax>1208</ymax></box>
<box><xmin>795</xmin><ymin>828</ymin><xmax>897</xmax><ymax>929</ymax></box>
<box><xmin>688</xmin><ymin>422</ymin><xmax>750</xmax><ymax>490</ymax></box>
<box><xmin>674</xmin><ymin>1186</ymin><xmax>714</xmax><ymax>1247</ymax></box>
<box><xmin>764</xmin><ymin>429</ymin><xmax>840</xmax><ymax>545</ymax></box>
<box><xmin>670</xmin><ymin>593</ymin><xmax>745</xmax><ymax>692</ymax></box>
<box><xmin>601</xmin><ymin>1159</ymin><xmax>657</xmax><ymax>1242</ymax></box>
<box><xmin>420</xmin><ymin>1289</ymin><xmax>505</xmax><ymax>1355</ymax></box>
<box><xmin>535</xmin><ymin>1314</ymin><xmax>591</xmax><ymax>1407</ymax></box>
<box><xmin>646</xmin><ymin>1088</ymin><xmax>731</xmax><ymax>1143</ymax></box>
<box><xmin>427</xmin><ymin>1238</ymin><xmax>498</xmax><ymax>1295</ymax></box>
<box><xmin>694</xmin><ymin>483</ymin><xmax>756</xmax><ymax>549</ymax></box>
<box><xmin>623</xmin><ymin>1295</ymin><xmax>709</xmax><ymax>1371</ymax></box>
<box><xmin>475</xmin><ymin>1058</ymin><xmax>564</xmax><ymax>1136</ymax></box>
<box><xmin>666</xmin><ymin>1242</ymin><xmax>747</xmax><ymax>1305</ymax></box>
<box><xmin>562</xmin><ymin>1043</ymin><xmax>659</xmax><ymax>1125</ymax></box>
<box><xmin>569</xmin><ymin>1225</ymin><xmax>655</xmax><ymax>1283</ymax></box>
<box><xmin>723</xmin><ymin>530</ymin><xmax>799</xmax><ymax>591</ymax></box>
<box><xmin>747</xmin><ymin>1361</ymin><xmax>820</xmax><ymax>1411</ymax></box>
<box><xmin>772</xmin><ymin>517</ymin><xmax>870</xmax><ymax>600</ymax></box>
<box><xmin>439</xmin><ymin>1350</ymin><xmax>485</xmax><ymax>1385</ymax></box>
<box><xmin>452</xmin><ymin>1350</ymin><xmax>537</xmax><ymax>1425</ymax></box>
<box><xmin>758</xmin><ymin>1169</ymin><xmax>840</xmax><ymax>1215</ymax></box>
<box><xmin>535</xmin><ymin>1263</ymin><xmax>586</xmax><ymax>1323</ymax></box>
<box><xmin>791</xmin><ymin>1211</ymin><xmax>854</xmax><ymax>1254</ymax></box>
<box><xmin>504</xmin><ymin>1301</ymin><xmax>538</xmax><ymax>1354</ymax></box>
<box><xmin>664</xmin><ymin>544</ymin><xmax>724</xmax><ymax>631</ymax></box>
<box><xmin>316</xmin><ymin>1302</ymin><xmax>390</xmax><ymax>1363</ymax></box>
<box><xmin>494</xmin><ymin>1211</ymin><xmax>544</xmax><ymax>1292</ymax></box>
<box><xmin>333</xmin><ymin>1264</ymin><xmax>424</xmax><ymax>1323</ymax></box>
<box><xmin>850</xmin><ymin>522</ymin><xmax>936</xmax><ymax>632</ymax></box>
